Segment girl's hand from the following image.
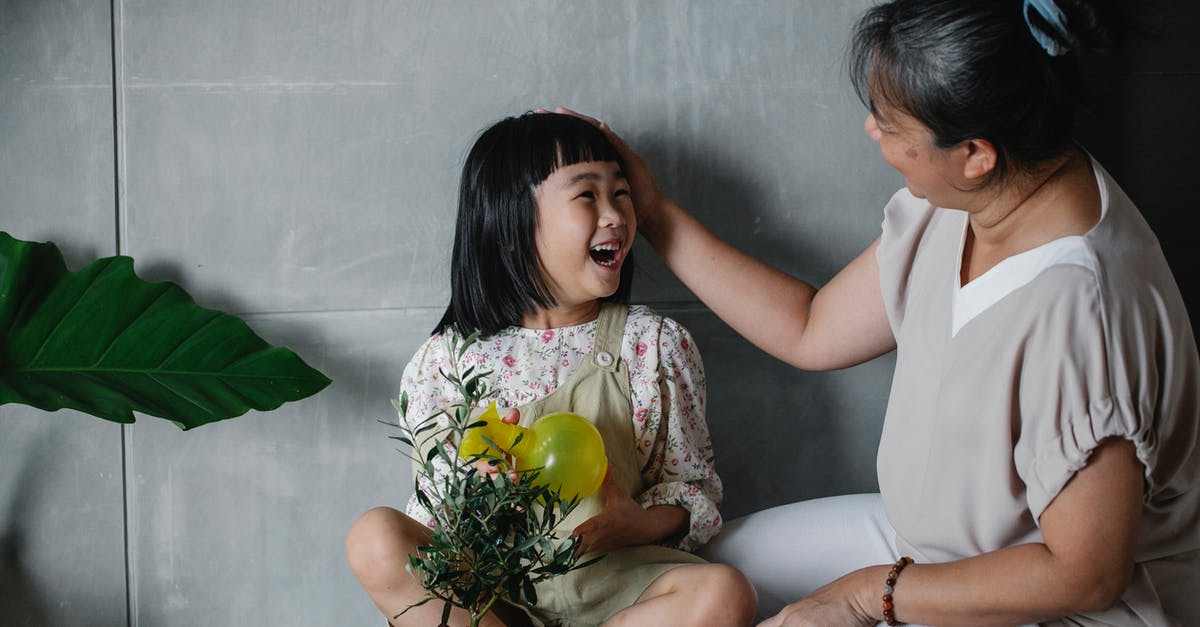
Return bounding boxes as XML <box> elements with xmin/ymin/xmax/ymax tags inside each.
<box><xmin>571</xmin><ymin>470</ymin><xmax>686</xmax><ymax>554</ymax></box>
<box><xmin>472</xmin><ymin>407</ymin><xmax>521</xmax><ymax>478</ymax></box>
<box><xmin>542</xmin><ymin>107</ymin><xmax>670</xmax><ymax>230</ymax></box>
<box><xmin>757</xmin><ymin>567</ymin><xmax>878</xmax><ymax>627</ymax></box>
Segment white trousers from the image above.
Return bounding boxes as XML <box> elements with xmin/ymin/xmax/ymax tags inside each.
<box><xmin>699</xmin><ymin>493</ymin><xmax>898</xmax><ymax>623</ymax></box>
<box><xmin>700</xmin><ymin>493</ymin><xmax>1043</xmax><ymax>627</ymax></box>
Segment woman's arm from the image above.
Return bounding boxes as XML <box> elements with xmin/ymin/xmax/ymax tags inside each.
<box><xmin>763</xmin><ymin>437</ymin><xmax>1144</xmax><ymax>626</ymax></box>
<box><xmin>556</xmin><ymin>108</ymin><xmax>895</xmax><ymax>371</ymax></box>
<box><xmin>648</xmin><ymin>200</ymin><xmax>894</xmax><ymax>371</ymax></box>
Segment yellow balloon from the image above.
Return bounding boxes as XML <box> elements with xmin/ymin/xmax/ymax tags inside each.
<box><xmin>459</xmin><ymin>402</ymin><xmax>607</xmax><ymax>501</ymax></box>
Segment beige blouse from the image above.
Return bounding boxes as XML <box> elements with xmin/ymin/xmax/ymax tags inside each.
<box><xmin>875</xmin><ymin>159</ymin><xmax>1200</xmax><ymax>626</ymax></box>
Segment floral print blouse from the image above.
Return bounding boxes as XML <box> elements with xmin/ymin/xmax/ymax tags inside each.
<box><xmin>399</xmin><ymin>304</ymin><xmax>723</xmax><ymax>551</ymax></box>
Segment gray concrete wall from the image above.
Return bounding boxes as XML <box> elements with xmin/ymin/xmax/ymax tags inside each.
<box><xmin>1</xmin><ymin>2</ymin><xmax>1195</xmax><ymax>625</ymax></box>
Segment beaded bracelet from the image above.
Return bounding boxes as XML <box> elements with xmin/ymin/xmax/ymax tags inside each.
<box><xmin>882</xmin><ymin>556</ymin><xmax>914</xmax><ymax>626</ymax></box>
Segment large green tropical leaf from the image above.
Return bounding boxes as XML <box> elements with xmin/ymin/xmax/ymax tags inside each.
<box><xmin>0</xmin><ymin>231</ymin><xmax>331</xmax><ymax>429</ymax></box>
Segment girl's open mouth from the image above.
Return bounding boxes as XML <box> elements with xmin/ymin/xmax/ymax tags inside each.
<box><xmin>589</xmin><ymin>242</ymin><xmax>620</xmax><ymax>267</ymax></box>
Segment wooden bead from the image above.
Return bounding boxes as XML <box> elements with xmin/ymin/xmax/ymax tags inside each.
<box><xmin>881</xmin><ymin>556</ymin><xmax>914</xmax><ymax>626</ymax></box>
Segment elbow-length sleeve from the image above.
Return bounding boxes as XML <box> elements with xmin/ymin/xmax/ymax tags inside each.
<box><xmin>629</xmin><ymin>314</ymin><xmax>723</xmax><ymax>551</ymax></box>
<box><xmin>399</xmin><ymin>334</ymin><xmax>462</xmax><ymax>528</ymax></box>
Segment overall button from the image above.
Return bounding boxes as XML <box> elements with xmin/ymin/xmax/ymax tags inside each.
<box><xmin>595</xmin><ymin>351</ymin><xmax>614</xmax><ymax>367</ymax></box>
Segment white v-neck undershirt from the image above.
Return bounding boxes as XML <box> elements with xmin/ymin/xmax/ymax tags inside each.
<box><xmin>949</xmin><ymin>157</ymin><xmax>1108</xmax><ymax>338</ymax></box>
<box><xmin>951</xmin><ymin>232</ymin><xmax>1097</xmax><ymax>337</ymax></box>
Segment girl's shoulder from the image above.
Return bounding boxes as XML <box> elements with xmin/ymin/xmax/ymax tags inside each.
<box><xmin>407</xmin><ymin>329</ymin><xmax>455</xmax><ymax>366</ymax></box>
<box><xmin>622</xmin><ymin>304</ymin><xmax>698</xmax><ymax>358</ymax></box>
<box><xmin>623</xmin><ymin>304</ymin><xmax>665</xmax><ymax>338</ymax></box>
<box><xmin>624</xmin><ymin>304</ymin><xmax>691</xmax><ymax>334</ymax></box>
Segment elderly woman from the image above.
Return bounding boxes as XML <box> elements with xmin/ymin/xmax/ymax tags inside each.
<box><xmin>570</xmin><ymin>0</ymin><xmax>1199</xmax><ymax>625</ymax></box>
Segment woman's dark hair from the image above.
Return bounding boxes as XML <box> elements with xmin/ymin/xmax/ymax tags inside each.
<box><xmin>434</xmin><ymin>112</ymin><xmax>633</xmax><ymax>337</ymax></box>
<box><xmin>849</xmin><ymin>0</ymin><xmax>1130</xmax><ymax>182</ymax></box>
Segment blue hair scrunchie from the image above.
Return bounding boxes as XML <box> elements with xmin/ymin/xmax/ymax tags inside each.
<box><xmin>1024</xmin><ymin>0</ymin><xmax>1072</xmax><ymax>56</ymax></box>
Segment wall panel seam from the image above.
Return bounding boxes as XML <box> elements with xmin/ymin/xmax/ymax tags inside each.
<box><xmin>110</xmin><ymin>0</ymin><xmax>136</xmax><ymax>626</ymax></box>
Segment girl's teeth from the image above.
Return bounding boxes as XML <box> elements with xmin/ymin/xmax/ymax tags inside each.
<box><xmin>589</xmin><ymin>245</ymin><xmax>618</xmax><ymax>266</ymax></box>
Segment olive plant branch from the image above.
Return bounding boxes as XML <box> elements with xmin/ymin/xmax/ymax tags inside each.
<box><xmin>387</xmin><ymin>331</ymin><xmax>599</xmax><ymax>627</ymax></box>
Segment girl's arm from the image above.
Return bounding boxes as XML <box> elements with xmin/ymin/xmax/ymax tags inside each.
<box><xmin>571</xmin><ymin>317</ymin><xmax>721</xmax><ymax>553</ymax></box>
<box><xmin>763</xmin><ymin>437</ymin><xmax>1144</xmax><ymax>626</ymax></box>
<box><xmin>399</xmin><ymin>335</ymin><xmax>467</xmax><ymax>528</ymax></box>
<box><xmin>630</xmin><ymin>318</ymin><xmax>723</xmax><ymax>551</ymax></box>
<box><xmin>557</xmin><ymin>108</ymin><xmax>895</xmax><ymax>371</ymax></box>
<box><xmin>570</xmin><ymin>476</ymin><xmax>690</xmax><ymax>555</ymax></box>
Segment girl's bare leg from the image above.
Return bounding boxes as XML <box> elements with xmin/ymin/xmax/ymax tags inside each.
<box><xmin>603</xmin><ymin>563</ymin><xmax>757</xmax><ymax>627</ymax></box>
<box><xmin>346</xmin><ymin>506</ymin><xmax>528</xmax><ymax>627</ymax></box>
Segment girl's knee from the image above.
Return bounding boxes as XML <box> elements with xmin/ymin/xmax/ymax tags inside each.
<box><xmin>345</xmin><ymin>507</ymin><xmax>424</xmax><ymax>582</ymax></box>
<box><xmin>704</xmin><ymin>564</ymin><xmax>758</xmax><ymax>620</ymax></box>
<box><xmin>660</xmin><ymin>563</ymin><xmax>757</xmax><ymax>625</ymax></box>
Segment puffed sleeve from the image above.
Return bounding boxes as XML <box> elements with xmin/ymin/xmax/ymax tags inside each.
<box><xmin>1011</xmin><ymin>268</ymin><xmax>1152</xmax><ymax>521</ymax></box>
<box><xmin>631</xmin><ymin>315</ymin><xmax>723</xmax><ymax>551</ymax></box>
<box><xmin>399</xmin><ymin>333</ymin><xmax>463</xmax><ymax>528</ymax></box>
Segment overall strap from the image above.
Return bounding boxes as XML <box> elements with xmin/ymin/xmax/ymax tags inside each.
<box><xmin>592</xmin><ymin>303</ymin><xmax>628</xmax><ymax>371</ymax></box>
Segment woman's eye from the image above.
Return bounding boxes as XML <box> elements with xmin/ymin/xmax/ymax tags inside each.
<box><xmin>615</xmin><ymin>188</ymin><xmax>631</xmax><ymax>197</ymax></box>
<box><xmin>576</xmin><ymin>191</ymin><xmax>596</xmax><ymax>200</ymax></box>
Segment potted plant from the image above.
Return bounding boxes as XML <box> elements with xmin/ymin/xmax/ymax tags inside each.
<box><xmin>392</xmin><ymin>331</ymin><xmax>600</xmax><ymax>627</ymax></box>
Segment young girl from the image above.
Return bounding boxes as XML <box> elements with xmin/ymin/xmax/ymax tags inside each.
<box><xmin>346</xmin><ymin>112</ymin><xmax>756</xmax><ymax>627</ymax></box>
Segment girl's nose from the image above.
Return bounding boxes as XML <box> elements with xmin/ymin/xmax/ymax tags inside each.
<box><xmin>598</xmin><ymin>196</ymin><xmax>625</xmax><ymax>227</ymax></box>
<box><xmin>864</xmin><ymin>113</ymin><xmax>882</xmax><ymax>142</ymax></box>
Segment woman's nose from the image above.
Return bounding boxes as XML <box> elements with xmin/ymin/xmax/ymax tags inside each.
<box><xmin>864</xmin><ymin>113</ymin><xmax>882</xmax><ymax>142</ymax></box>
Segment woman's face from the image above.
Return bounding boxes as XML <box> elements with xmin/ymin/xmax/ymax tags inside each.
<box><xmin>864</xmin><ymin>103</ymin><xmax>960</xmax><ymax>207</ymax></box>
<box><xmin>531</xmin><ymin>160</ymin><xmax>635</xmax><ymax>311</ymax></box>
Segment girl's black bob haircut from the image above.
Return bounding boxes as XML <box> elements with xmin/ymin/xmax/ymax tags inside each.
<box><xmin>848</xmin><ymin>0</ymin><xmax>1129</xmax><ymax>184</ymax></box>
<box><xmin>435</xmin><ymin>112</ymin><xmax>633</xmax><ymax>337</ymax></box>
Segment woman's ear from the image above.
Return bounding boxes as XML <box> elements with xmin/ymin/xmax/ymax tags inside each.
<box><xmin>962</xmin><ymin>138</ymin><xmax>998</xmax><ymax>181</ymax></box>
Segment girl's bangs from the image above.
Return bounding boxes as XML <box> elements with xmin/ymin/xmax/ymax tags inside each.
<box><xmin>518</xmin><ymin>114</ymin><xmax>623</xmax><ymax>188</ymax></box>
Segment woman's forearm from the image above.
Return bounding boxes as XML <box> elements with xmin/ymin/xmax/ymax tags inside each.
<box><xmin>641</xmin><ymin>198</ymin><xmax>821</xmax><ymax>366</ymax></box>
<box><xmin>641</xmin><ymin>197</ymin><xmax>894</xmax><ymax>370</ymax></box>
<box><xmin>856</xmin><ymin>539</ymin><xmax>1130</xmax><ymax>626</ymax></box>
<box><xmin>857</xmin><ymin>439</ymin><xmax>1142</xmax><ymax>625</ymax></box>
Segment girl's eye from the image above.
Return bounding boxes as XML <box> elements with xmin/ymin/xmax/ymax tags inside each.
<box><xmin>576</xmin><ymin>191</ymin><xmax>596</xmax><ymax>200</ymax></box>
<box><xmin>615</xmin><ymin>188</ymin><xmax>630</xmax><ymax>198</ymax></box>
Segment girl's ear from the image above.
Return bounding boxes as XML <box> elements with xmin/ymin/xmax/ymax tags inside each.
<box><xmin>961</xmin><ymin>138</ymin><xmax>997</xmax><ymax>182</ymax></box>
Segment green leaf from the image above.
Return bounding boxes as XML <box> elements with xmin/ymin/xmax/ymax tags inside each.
<box><xmin>522</xmin><ymin>578</ymin><xmax>537</xmax><ymax>606</ymax></box>
<box><xmin>0</xmin><ymin>232</ymin><xmax>330</xmax><ymax>429</ymax></box>
<box><xmin>570</xmin><ymin>554</ymin><xmax>604</xmax><ymax>571</ymax></box>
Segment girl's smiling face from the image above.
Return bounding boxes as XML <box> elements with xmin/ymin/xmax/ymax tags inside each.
<box><xmin>531</xmin><ymin>160</ymin><xmax>635</xmax><ymax>316</ymax></box>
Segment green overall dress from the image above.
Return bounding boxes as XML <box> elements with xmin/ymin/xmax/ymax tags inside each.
<box><xmin>506</xmin><ymin>303</ymin><xmax>707</xmax><ymax>626</ymax></box>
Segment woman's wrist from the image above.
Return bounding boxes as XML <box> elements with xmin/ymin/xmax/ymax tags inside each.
<box><xmin>852</xmin><ymin>565</ymin><xmax>894</xmax><ymax>623</ymax></box>
<box><xmin>636</xmin><ymin>195</ymin><xmax>686</xmax><ymax>254</ymax></box>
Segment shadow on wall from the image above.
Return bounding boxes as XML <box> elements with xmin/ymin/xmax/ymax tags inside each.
<box><xmin>1078</xmin><ymin>3</ymin><xmax>1200</xmax><ymax>334</ymax></box>
<box><xmin>1</xmin><ymin>431</ymin><xmax>53</xmax><ymax>627</ymax></box>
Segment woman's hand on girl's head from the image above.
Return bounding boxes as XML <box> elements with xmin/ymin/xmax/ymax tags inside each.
<box><xmin>543</xmin><ymin>107</ymin><xmax>671</xmax><ymax>232</ymax></box>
